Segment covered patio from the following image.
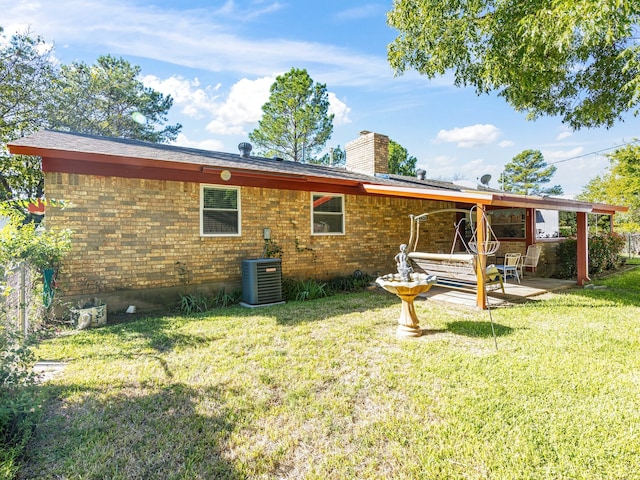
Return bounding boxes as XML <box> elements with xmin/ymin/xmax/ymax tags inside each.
<box><xmin>421</xmin><ymin>276</ymin><xmax>578</xmax><ymax>308</ymax></box>
<box><xmin>363</xmin><ymin>183</ymin><xmax>627</xmax><ymax>309</ymax></box>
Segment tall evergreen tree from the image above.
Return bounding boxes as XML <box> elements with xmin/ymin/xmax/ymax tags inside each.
<box><xmin>49</xmin><ymin>55</ymin><xmax>181</xmax><ymax>143</ymax></box>
<box><xmin>388</xmin><ymin>139</ymin><xmax>417</xmax><ymax>176</ymax></box>
<box><xmin>0</xmin><ymin>28</ymin><xmax>56</xmax><ymax>202</ymax></box>
<box><xmin>249</xmin><ymin>68</ymin><xmax>334</xmax><ymax>162</ymax></box>
<box><xmin>500</xmin><ymin>149</ymin><xmax>563</xmax><ymax>196</ymax></box>
<box><xmin>1</xmin><ymin>27</ymin><xmax>182</xmax><ymax>216</ymax></box>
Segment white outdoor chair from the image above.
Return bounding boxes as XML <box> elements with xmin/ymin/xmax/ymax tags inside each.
<box><xmin>519</xmin><ymin>244</ymin><xmax>542</xmax><ymax>277</ymax></box>
<box><xmin>497</xmin><ymin>253</ymin><xmax>521</xmax><ymax>284</ymax></box>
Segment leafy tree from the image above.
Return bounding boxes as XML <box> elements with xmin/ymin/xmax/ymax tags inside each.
<box><xmin>250</xmin><ymin>68</ymin><xmax>334</xmax><ymax>162</ymax></box>
<box><xmin>311</xmin><ymin>145</ymin><xmax>345</xmax><ymax>167</ymax></box>
<box><xmin>48</xmin><ymin>55</ymin><xmax>181</xmax><ymax>143</ymax></box>
<box><xmin>559</xmin><ymin>211</ymin><xmax>577</xmax><ymax>237</ymax></box>
<box><xmin>388</xmin><ymin>139</ymin><xmax>417</xmax><ymax>176</ymax></box>
<box><xmin>0</xmin><ymin>27</ymin><xmax>181</xmax><ymax>215</ymax></box>
<box><xmin>500</xmin><ymin>149</ymin><xmax>563</xmax><ymax>196</ymax></box>
<box><xmin>579</xmin><ymin>144</ymin><xmax>640</xmax><ymax>231</ymax></box>
<box><xmin>387</xmin><ymin>1</ymin><xmax>640</xmax><ymax>129</ymax></box>
<box><xmin>0</xmin><ymin>28</ymin><xmax>56</xmax><ymax>203</ymax></box>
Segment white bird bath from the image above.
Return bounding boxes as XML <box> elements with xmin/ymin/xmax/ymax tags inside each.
<box><xmin>376</xmin><ymin>272</ymin><xmax>437</xmax><ymax>338</ymax></box>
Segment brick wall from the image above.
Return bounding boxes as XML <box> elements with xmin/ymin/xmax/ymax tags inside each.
<box><xmin>45</xmin><ymin>173</ymin><xmax>454</xmax><ymax>307</ymax></box>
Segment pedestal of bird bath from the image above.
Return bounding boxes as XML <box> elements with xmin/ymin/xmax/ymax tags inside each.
<box><xmin>376</xmin><ymin>273</ymin><xmax>437</xmax><ymax>338</ymax></box>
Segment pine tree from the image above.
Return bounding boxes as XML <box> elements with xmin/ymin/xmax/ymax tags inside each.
<box><xmin>249</xmin><ymin>68</ymin><xmax>333</xmax><ymax>162</ymax></box>
<box><xmin>501</xmin><ymin>150</ymin><xmax>563</xmax><ymax>196</ymax></box>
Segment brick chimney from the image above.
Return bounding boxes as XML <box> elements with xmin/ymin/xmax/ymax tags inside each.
<box><xmin>345</xmin><ymin>130</ymin><xmax>389</xmax><ymax>176</ymax></box>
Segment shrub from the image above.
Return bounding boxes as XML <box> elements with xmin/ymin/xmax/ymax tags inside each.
<box><xmin>283</xmin><ymin>272</ymin><xmax>374</xmax><ymax>302</ymax></box>
<box><xmin>179</xmin><ymin>294</ymin><xmax>211</xmax><ymax>314</ymax></box>
<box><xmin>282</xmin><ymin>278</ymin><xmax>327</xmax><ymax>302</ymax></box>
<box><xmin>555</xmin><ymin>233</ymin><xmax>626</xmax><ymax>279</ymax></box>
<box><xmin>0</xmin><ymin>220</ymin><xmax>73</xmax><ymax>333</ymax></box>
<box><xmin>0</xmin><ymin>222</ymin><xmax>72</xmax><ymax>272</ymax></box>
<box><xmin>589</xmin><ymin>233</ymin><xmax>626</xmax><ymax>273</ymax></box>
<box><xmin>326</xmin><ymin>271</ymin><xmax>374</xmax><ymax>294</ymax></box>
<box><xmin>178</xmin><ymin>288</ymin><xmax>242</xmax><ymax>314</ymax></box>
<box><xmin>556</xmin><ymin>239</ymin><xmax>578</xmax><ymax>278</ymax></box>
<box><xmin>0</xmin><ymin>328</ymin><xmax>41</xmax><ymax>478</ymax></box>
<box><xmin>213</xmin><ymin>288</ymin><xmax>242</xmax><ymax>308</ymax></box>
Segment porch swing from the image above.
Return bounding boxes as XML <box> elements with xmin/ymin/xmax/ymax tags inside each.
<box><xmin>407</xmin><ymin>207</ymin><xmax>504</xmax><ymax>293</ymax></box>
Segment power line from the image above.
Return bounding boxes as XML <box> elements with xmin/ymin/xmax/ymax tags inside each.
<box><xmin>548</xmin><ymin>139</ymin><xmax>640</xmax><ymax>165</ymax></box>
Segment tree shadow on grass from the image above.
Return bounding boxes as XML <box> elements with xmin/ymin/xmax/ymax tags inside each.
<box><xmin>20</xmin><ymin>382</ymin><xmax>242</xmax><ymax>479</ymax></box>
<box><xmin>445</xmin><ymin>321</ymin><xmax>514</xmax><ymax>338</ymax></box>
<box><xmin>81</xmin><ymin>315</ymin><xmax>224</xmax><ymax>354</ymax></box>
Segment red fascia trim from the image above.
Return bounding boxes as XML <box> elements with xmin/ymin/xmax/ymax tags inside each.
<box><xmin>41</xmin><ymin>157</ymin><xmax>362</xmax><ymax>195</ymax></box>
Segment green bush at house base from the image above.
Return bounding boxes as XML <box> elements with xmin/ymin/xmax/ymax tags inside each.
<box><xmin>555</xmin><ymin>232</ymin><xmax>626</xmax><ymax>279</ymax></box>
<box><xmin>177</xmin><ymin>272</ymin><xmax>375</xmax><ymax>314</ymax></box>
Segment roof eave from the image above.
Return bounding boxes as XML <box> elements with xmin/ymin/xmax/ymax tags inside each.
<box><xmin>362</xmin><ymin>184</ymin><xmax>628</xmax><ymax>214</ymax></box>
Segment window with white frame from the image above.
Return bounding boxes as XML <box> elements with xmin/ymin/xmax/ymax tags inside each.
<box><xmin>201</xmin><ymin>185</ymin><xmax>241</xmax><ymax>236</ymax></box>
<box><xmin>311</xmin><ymin>193</ymin><xmax>344</xmax><ymax>234</ymax></box>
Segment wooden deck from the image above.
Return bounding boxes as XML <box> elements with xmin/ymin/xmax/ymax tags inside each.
<box><xmin>420</xmin><ymin>276</ymin><xmax>577</xmax><ymax>308</ymax></box>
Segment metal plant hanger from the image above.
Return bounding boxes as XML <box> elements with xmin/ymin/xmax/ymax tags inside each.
<box><xmin>467</xmin><ymin>205</ymin><xmax>501</xmax><ymax>349</ymax></box>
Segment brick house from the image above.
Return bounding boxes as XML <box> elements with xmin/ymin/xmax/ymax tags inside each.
<box><xmin>8</xmin><ymin>130</ymin><xmax>627</xmax><ymax>310</ymax></box>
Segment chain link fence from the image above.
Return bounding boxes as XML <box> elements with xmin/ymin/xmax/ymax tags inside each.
<box><xmin>1</xmin><ymin>263</ymin><xmax>46</xmax><ymax>334</ymax></box>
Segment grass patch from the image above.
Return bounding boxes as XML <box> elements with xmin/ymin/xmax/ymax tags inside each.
<box><xmin>16</xmin><ymin>268</ymin><xmax>640</xmax><ymax>479</ymax></box>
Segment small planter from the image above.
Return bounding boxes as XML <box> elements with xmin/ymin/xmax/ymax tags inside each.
<box><xmin>70</xmin><ymin>299</ymin><xmax>107</xmax><ymax>329</ymax></box>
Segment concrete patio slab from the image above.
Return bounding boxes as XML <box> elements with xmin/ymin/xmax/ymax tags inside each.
<box><xmin>421</xmin><ymin>277</ymin><xmax>577</xmax><ymax>308</ymax></box>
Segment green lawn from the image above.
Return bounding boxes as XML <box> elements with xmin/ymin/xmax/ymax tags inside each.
<box><xmin>20</xmin><ymin>267</ymin><xmax>640</xmax><ymax>479</ymax></box>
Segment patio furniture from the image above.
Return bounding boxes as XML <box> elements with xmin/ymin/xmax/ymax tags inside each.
<box><xmin>408</xmin><ymin>252</ymin><xmax>505</xmax><ymax>293</ymax></box>
<box><xmin>497</xmin><ymin>253</ymin><xmax>521</xmax><ymax>284</ymax></box>
<box><xmin>519</xmin><ymin>244</ymin><xmax>542</xmax><ymax>277</ymax></box>
<box><xmin>407</xmin><ymin>207</ymin><xmax>504</xmax><ymax>293</ymax></box>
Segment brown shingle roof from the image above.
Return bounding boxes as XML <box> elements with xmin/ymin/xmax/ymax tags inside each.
<box><xmin>8</xmin><ymin>129</ymin><xmax>405</xmax><ymax>187</ymax></box>
<box><xmin>8</xmin><ymin>129</ymin><xmax>627</xmax><ymax>214</ymax></box>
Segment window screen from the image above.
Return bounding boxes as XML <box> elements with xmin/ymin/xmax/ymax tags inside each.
<box><xmin>312</xmin><ymin>193</ymin><xmax>344</xmax><ymax>234</ymax></box>
<box><xmin>201</xmin><ymin>186</ymin><xmax>240</xmax><ymax>236</ymax></box>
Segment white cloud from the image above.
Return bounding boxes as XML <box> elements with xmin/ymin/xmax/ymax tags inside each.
<box><xmin>144</xmin><ymin>73</ymin><xmax>274</xmax><ymax>136</ymax></box>
<box><xmin>1</xmin><ymin>0</ymin><xmax>393</xmax><ymax>87</ymax></box>
<box><xmin>216</xmin><ymin>0</ymin><xmax>285</xmax><ymax>21</ymax></box>
<box><xmin>172</xmin><ymin>133</ymin><xmax>225</xmax><ymax>151</ymax></box>
<box><xmin>434</xmin><ymin>124</ymin><xmax>502</xmax><ymax>148</ymax></box>
<box><xmin>328</xmin><ymin>93</ymin><xmax>351</xmax><ymax>126</ymax></box>
<box><xmin>143</xmin><ymin>72</ymin><xmax>351</xmax><ymax>136</ymax></box>
<box><xmin>552</xmin><ymin>156</ymin><xmax>609</xmax><ymax>196</ymax></box>
<box><xmin>142</xmin><ymin>75</ymin><xmax>221</xmax><ymax>118</ymax></box>
<box><xmin>334</xmin><ymin>5</ymin><xmax>385</xmax><ymax>21</ymax></box>
<box><xmin>542</xmin><ymin>147</ymin><xmax>584</xmax><ymax>164</ymax></box>
<box><xmin>205</xmin><ymin>75</ymin><xmax>275</xmax><ymax>135</ymax></box>
<box><xmin>498</xmin><ymin>140</ymin><xmax>515</xmax><ymax>148</ymax></box>
<box><xmin>556</xmin><ymin>127</ymin><xmax>573</xmax><ymax>141</ymax></box>
<box><xmin>539</xmin><ymin>147</ymin><xmax>611</xmax><ymax>196</ymax></box>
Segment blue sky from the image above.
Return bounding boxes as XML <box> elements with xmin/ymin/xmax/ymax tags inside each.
<box><xmin>3</xmin><ymin>0</ymin><xmax>638</xmax><ymax>196</ymax></box>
